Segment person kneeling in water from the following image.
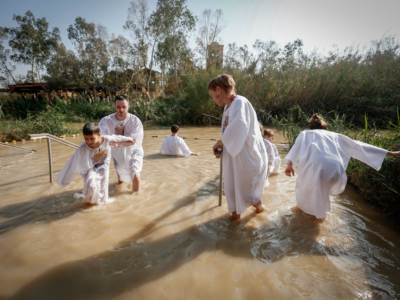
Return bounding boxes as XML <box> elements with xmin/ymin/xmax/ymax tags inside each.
<box><xmin>57</xmin><ymin>122</ymin><xmax>135</xmax><ymax>205</ymax></box>
<box><xmin>159</xmin><ymin>124</ymin><xmax>199</xmax><ymax>157</ymax></box>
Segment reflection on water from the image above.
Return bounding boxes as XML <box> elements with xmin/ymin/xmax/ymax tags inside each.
<box><xmin>0</xmin><ymin>126</ymin><xmax>399</xmax><ymax>300</ymax></box>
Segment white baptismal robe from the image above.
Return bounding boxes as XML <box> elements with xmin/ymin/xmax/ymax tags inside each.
<box><xmin>221</xmin><ymin>95</ymin><xmax>268</xmax><ymax>215</ymax></box>
<box><xmin>270</xmin><ymin>142</ymin><xmax>281</xmax><ymax>174</ymax></box>
<box><xmin>99</xmin><ymin>113</ymin><xmax>144</xmax><ymax>182</ymax></box>
<box><xmin>285</xmin><ymin>130</ymin><xmax>388</xmax><ymax>218</ymax></box>
<box><xmin>57</xmin><ymin>135</ymin><xmax>133</xmax><ymax>204</ymax></box>
<box><xmin>159</xmin><ymin>135</ymin><xmax>192</xmax><ymax>157</ymax></box>
<box><xmin>263</xmin><ymin>139</ymin><xmax>275</xmax><ymax>186</ymax></box>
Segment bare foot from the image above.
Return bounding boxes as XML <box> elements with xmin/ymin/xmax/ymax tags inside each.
<box><xmin>253</xmin><ymin>202</ymin><xmax>266</xmax><ymax>213</ymax></box>
<box><xmin>83</xmin><ymin>202</ymin><xmax>97</xmax><ymax>209</ymax></box>
<box><xmin>231</xmin><ymin>211</ymin><xmax>241</xmax><ymax>220</ymax></box>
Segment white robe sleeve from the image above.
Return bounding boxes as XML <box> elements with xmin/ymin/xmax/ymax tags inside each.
<box><xmin>105</xmin><ymin>135</ymin><xmax>134</xmax><ymax>143</ymax></box>
<box><xmin>179</xmin><ymin>139</ymin><xmax>192</xmax><ymax>157</ymax></box>
<box><xmin>99</xmin><ymin>117</ymin><xmax>111</xmax><ymax>135</ymax></box>
<box><xmin>221</xmin><ymin>100</ymin><xmax>250</xmax><ymax>158</ymax></box>
<box><xmin>285</xmin><ymin>131</ymin><xmax>306</xmax><ymax>167</ymax></box>
<box><xmin>339</xmin><ymin>134</ymin><xmax>388</xmax><ymax>171</ymax></box>
<box><xmin>57</xmin><ymin>144</ymin><xmax>89</xmax><ymax>188</ymax></box>
<box><xmin>126</xmin><ymin>117</ymin><xmax>144</xmax><ymax>147</ymax></box>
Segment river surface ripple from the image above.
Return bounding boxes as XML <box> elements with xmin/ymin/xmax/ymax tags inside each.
<box><xmin>0</xmin><ymin>126</ymin><xmax>399</xmax><ymax>300</ymax></box>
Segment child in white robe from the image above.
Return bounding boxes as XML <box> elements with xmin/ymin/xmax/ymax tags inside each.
<box><xmin>284</xmin><ymin>114</ymin><xmax>400</xmax><ymax>219</ymax></box>
<box><xmin>57</xmin><ymin>122</ymin><xmax>135</xmax><ymax>204</ymax></box>
<box><xmin>263</xmin><ymin>129</ymin><xmax>281</xmax><ymax>174</ymax></box>
<box><xmin>209</xmin><ymin>74</ymin><xmax>268</xmax><ymax>219</ymax></box>
<box><xmin>259</xmin><ymin>124</ymin><xmax>275</xmax><ymax>186</ymax></box>
<box><xmin>159</xmin><ymin>124</ymin><xmax>199</xmax><ymax>157</ymax></box>
<box><xmin>99</xmin><ymin>96</ymin><xmax>144</xmax><ymax>192</ymax></box>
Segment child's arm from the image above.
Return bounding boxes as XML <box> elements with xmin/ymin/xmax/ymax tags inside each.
<box><xmin>109</xmin><ymin>138</ymin><xmax>135</xmax><ymax>148</ymax></box>
<box><xmin>106</xmin><ymin>135</ymin><xmax>135</xmax><ymax>148</ymax></box>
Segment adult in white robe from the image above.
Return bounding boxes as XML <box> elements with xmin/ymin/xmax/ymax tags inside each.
<box><xmin>285</xmin><ymin>129</ymin><xmax>399</xmax><ymax>218</ymax></box>
<box><xmin>57</xmin><ymin>135</ymin><xmax>134</xmax><ymax>204</ymax></box>
<box><xmin>99</xmin><ymin>113</ymin><xmax>144</xmax><ymax>187</ymax></box>
<box><xmin>160</xmin><ymin>135</ymin><xmax>193</xmax><ymax>157</ymax></box>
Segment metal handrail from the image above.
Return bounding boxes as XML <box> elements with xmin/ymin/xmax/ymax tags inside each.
<box><xmin>28</xmin><ymin>133</ymin><xmax>79</xmax><ymax>183</ymax></box>
<box><xmin>0</xmin><ymin>142</ymin><xmax>36</xmax><ymax>152</ymax></box>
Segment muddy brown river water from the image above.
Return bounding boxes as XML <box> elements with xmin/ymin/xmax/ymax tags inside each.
<box><xmin>0</xmin><ymin>126</ymin><xmax>400</xmax><ymax>299</ymax></box>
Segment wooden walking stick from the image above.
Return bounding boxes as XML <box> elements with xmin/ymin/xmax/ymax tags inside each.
<box><xmin>215</xmin><ymin>148</ymin><xmax>223</xmax><ymax>206</ymax></box>
<box><xmin>219</xmin><ymin>152</ymin><xmax>223</xmax><ymax>206</ymax></box>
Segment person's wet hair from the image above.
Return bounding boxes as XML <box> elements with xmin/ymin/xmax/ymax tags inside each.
<box><xmin>208</xmin><ymin>74</ymin><xmax>236</xmax><ymax>94</ymax></box>
<box><xmin>83</xmin><ymin>122</ymin><xmax>100</xmax><ymax>135</ymax></box>
<box><xmin>171</xmin><ymin>124</ymin><xmax>179</xmax><ymax>133</ymax></box>
<box><xmin>309</xmin><ymin>113</ymin><xmax>328</xmax><ymax>130</ymax></box>
<box><xmin>115</xmin><ymin>95</ymin><xmax>129</xmax><ymax>104</ymax></box>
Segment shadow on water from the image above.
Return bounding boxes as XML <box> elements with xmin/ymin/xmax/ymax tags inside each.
<box><xmin>10</xmin><ymin>178</ymin><xmax>330</xmax><ymax>300</ymax></box>
<box><xmin>0</xmin><ymin>189</ymin><xmax>87</xmax><ymax>235</ymax></box>
<box><xmin>0</xmin><ymin>170</ymin><xmax>62</xmax><ymax>188</ymax></box>
<box><xmin>143</xmin><ymin>153</ymin><xmax>186</xmax><ymax>160</ymax></box>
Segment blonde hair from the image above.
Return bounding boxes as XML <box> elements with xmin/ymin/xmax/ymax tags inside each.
<box><xmin>308</xmin><ymin>113</ymin><xmax>328</xmax><ymax>130</ymax></box>
<box><xmin>263</xmin><ymin>129</ymin><xmax>273</xmax><ymax>137</ymax></box>
<box><xmin>208</xmin><ymin>74</ymin><xmax>236</xmax><ymax>94</ymax></box>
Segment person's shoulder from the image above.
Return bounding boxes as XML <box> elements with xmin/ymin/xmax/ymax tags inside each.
<box><xmin>100</xmin><ymin>113</ymin><xmax>114</xmax><ymax>121</ymax></box>
<box><xmin>128</xmin><ymin>113</ymin><xmax>142</xmax><ymax>123</ymax></box>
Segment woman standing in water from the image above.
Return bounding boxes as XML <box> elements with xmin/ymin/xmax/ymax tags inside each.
<box><xmin>285</xmin><ymin>113</ymin><xmax>400</xmax><ymax>219</ymax></box>
<box><xmin>209</xmin><ymin>74</ymin><xmax>268</xmax><ymax>219</ymax></box>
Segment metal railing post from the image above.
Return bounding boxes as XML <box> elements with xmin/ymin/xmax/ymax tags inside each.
<box><xmin>47</xmin><ymin>137</ymin><xmax>53</xmax><ymax>183</ymax></box>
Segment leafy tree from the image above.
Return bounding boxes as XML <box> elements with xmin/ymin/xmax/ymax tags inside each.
<box><xmin>0</xmin><ymin>27</ymin><xmax>17</xmax><ymax>86</ymax></box>
<box><xmin>67</xmin><ymin>17</ymin><xmax>110</xmax><ymax>84</ymax></box>
<box><xmin>151</xmin><ymin>0</ymin><xmax>196</xmax><ymax>87</ymax></box>
<box><xmin>44</xmin><ymin>43</ymin><xmax>83</xmax><ymax>88</ymax></box>
<box><xmin>125</xmin><ymin>0</ymin><xmax>163</xmax><ymax>92</ymax></box>
<box><xmin>195</xmin><ymin>9</ymin><xmax>225</xmax><ymax>68</ymax></box>
<box><xmin>4</xmin><ymin>10</ymin><xmax>60</xmax><ymax>82</ymax></box>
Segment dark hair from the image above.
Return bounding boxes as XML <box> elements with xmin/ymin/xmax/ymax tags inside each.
<box><xmin>309</xmin><ymin>113</ymin><xmax>328</xmax><ymax>130</ymax></box>
<box><xmin>208</xmin><ymin>74</ymin><xmax>236</xmax><ymax>94</ymax></box>
<box><xmin>263</xmin><ymin>129</ymin><xmax>273</xmax><ymax>137</ymax></box>
<box><xmin>83</xmin><ymin>122</ymin><xmax>100</xmax><ymax>135</ymax></box>
<box><xmin>114</xmin><ymin>94</ymin><xmax>129</xmax><ymax>103</ymax></box>
<box><xmin>171</xmin><ymin>124</ymin><xmax>179</xmax><ymax>133</ymax></box>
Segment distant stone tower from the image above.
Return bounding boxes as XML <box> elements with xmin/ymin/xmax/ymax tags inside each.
<box><xmin>207</xmin><ymin>42</ymin><xmax>224</xmax><ymax>69</ymax></box>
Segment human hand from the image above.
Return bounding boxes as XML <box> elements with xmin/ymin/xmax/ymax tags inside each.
<box><xmin>213</xmin><ymin>140</ymin><xmax>223</xmax><ymax>155</ymax></box>
<box><xmin>284</xmin><ymin>164</ymin><xmax>295</xmax><ymax>177</ymax></box>
<box><xmin>388</xmin><ymin>151</ymin><xmax>400</xmax><ymax>158</ymax></box>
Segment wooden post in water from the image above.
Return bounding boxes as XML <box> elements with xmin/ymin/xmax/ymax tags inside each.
<box><xmin>219</xmin><ymin>153</ymin><xmax>223</xmax><ymax>206</ymax></box>
<box><xmin>47</xmin><ymin>137</ymin><xmax>53</xmax><ymax>183</ymax></box>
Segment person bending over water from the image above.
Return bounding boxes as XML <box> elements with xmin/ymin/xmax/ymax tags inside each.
<box><xmin>209</xmin><ymin>74</ymin><xmax>268</xmax><ymax>219</ymax></box>
<box><xmin>57</xmin><ymin>122</ymin><xmax>135</xmax><ymax>205</ymax></box>
<box><xmin>159</xmin><ymin>124</ymin><xmax>199</xmax><ymax>157</ymax></box>
<box><xmin>99</xmin><ymin>95</ymin><xmax>144</xmax><ymax>192</ymax></box>
<box><xmin>284</xmin><ymin>113</ymin><xmax>400</xmax><ymax>219</ymax></box>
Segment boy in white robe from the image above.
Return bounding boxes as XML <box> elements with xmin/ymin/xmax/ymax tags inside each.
<box><xmin>284</xmin><ymin>114</ymin><xmax>400</xmax><ymax>219</ymax></box>
<box><xmin>263</xmin><ymin>129</ymin><xmax>281</xmax><ymax>174</ymax></box>
<box><xmin>159</xmin><ymin>124</ymin><xmax>199</xmax><ymax>157</ymax></box>
<box><xmin>99</xmin><ymin>95</ymin><xmax>144</xmax><ymax>192</ymax></box>
<box><xmin>209</xmin><ymin>74</ymin><xmax>268</xmax><ymax>219</ymax></box>
<box><xmin>57</xmin><ymin>122</ymin><xmax>135</xmax><ymax>204</ymax></box>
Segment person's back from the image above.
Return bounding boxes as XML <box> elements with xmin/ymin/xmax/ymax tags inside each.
<box><xmin>159</xmin><ymin>125</ymin><xmax>198</xmax><ymax>157</ymax></box>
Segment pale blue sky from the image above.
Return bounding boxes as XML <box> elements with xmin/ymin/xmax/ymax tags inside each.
<box><xmin>1</xmin><ymin>0</ymin><xmax>400</xmax><ymax>77</ymax></box>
